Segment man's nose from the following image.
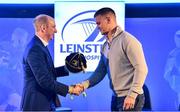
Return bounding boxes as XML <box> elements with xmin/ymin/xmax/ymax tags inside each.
<box><xmin>54</xmin><ymin>28</ymin><xmax>57</xmax><ymax>33</ymax></box>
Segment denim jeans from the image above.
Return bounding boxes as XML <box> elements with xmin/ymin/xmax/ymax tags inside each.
<box><xmin>111</xmin><ymin>94</ymin><xmax>145</xmax><ymax>111</ymax></box>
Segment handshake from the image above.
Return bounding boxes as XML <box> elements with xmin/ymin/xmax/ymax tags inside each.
<box><xmin>68</xmin><ymin>81</ymin><xmax>89</xmax><ymax>97</ymax></box>
<box><xmin>65</xmin><ymin>52</ymin><xmax>89</xmax><ymax>98</ymax></box>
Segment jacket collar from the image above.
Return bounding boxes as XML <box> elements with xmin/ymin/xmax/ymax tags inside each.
<box><xmin>35</xmin><ymin>35</ymin><xmax>48</xmax><ymax>47</ymax></box>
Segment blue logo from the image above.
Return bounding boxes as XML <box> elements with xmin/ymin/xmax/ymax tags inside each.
<box><xmin>61</xmin><ymin>10</ymin><xmax>105</xmax><ymax>42</ymax></box>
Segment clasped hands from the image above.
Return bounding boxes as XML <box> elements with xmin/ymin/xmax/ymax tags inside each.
<box><xmin>69</xmin><ymin>84</ymin><xmax>85</xmax><ymax>96</ymax></box>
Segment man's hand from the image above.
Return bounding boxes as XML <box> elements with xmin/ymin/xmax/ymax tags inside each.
<box><xmin>68</xmin><ymin>80</ymin><xmax>89</xmax><ymax>96</ymax></box>
<box><xmin>123</xmin><ymin>96</ymin><xmax>136</xmax><ymax>110</ymax></box>
<box><xmin>76</xmin><ymin>83</ymin><xmax>87</xmax><ymax>97</ymax></box>
<box><xmin>74</xmin><ymin>84</ymin><xmax>84</xmax><ymax>95</ymax></box>
<box><xmin>69</xmin><ymin>84</ymin><xmax>84</xmax><ymax>95</ymax></box>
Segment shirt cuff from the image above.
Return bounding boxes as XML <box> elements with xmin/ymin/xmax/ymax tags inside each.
<box><xmin>68</xmin><ymin>86</ymin><xmax>74</xmax><ymax>94</ymax></box>
<box><xmin>127</xmin><ymin>91</ymin><xmax>138</xmax><ymax>99</ymax></box>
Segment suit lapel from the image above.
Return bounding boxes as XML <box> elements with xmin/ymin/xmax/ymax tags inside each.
<box><xmin>44</xmin><ymin>46</ymin><xmax>54</xmax><ymax>68</ymax></box>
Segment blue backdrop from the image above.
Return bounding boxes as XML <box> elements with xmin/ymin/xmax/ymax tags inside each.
<box><xmin>0</xmin><ymin>13</ymin><xmax>180</xmax><ymax>111</ymax></box>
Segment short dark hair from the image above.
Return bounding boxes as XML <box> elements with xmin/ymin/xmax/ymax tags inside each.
<box><xmin>94</xmin><ymin>7</ymin><xmax>116</xmax><ymax>18</ymax></box>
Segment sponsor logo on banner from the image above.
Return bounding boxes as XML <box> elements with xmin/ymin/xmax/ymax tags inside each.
<box><xmin>59</xmin><ymin>10</ymin><xmax>105</xmax><ymax>63</ymax></box>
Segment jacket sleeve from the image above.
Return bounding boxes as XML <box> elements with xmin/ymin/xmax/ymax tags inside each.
<box><xmin>27</xmin><ymin>46</ymin><xmax>69</xmax><ymax>97</ymax></box>
<box><xmin>55</xmin><ymin>66</ymin><xmax>69</xmax><ymax>77</ymax></box>
<box><xmin>88</xmin><ymin>54</ymin><xmax>108</xmax><ymax>88</ymax></box>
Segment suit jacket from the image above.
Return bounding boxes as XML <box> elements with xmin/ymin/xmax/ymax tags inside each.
<box><xmin>21</xmin><ymin>35</ymin><xmax>69</xmax><ymax>111</ymax></box>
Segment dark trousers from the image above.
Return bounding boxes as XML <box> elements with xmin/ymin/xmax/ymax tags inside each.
<box><xmin>111</xmin><ymin>94</ymin><xmax>145</xmax><ymax>111</ymax></box>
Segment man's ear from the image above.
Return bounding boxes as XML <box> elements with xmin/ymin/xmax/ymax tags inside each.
<box><xmin>41</xmin><ymin>24</ymin><xmax>47</xmax><ymax>32</ymax></box>
<box><xmin>106</xmin><ymin>16</ymin><xmax>111</xmax><ymax>23</ymax></box>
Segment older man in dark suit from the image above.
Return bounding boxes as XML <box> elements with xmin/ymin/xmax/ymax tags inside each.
<box><xmin>20</xmin><ymin>14</ymin><xmax>82</xmax><ymax>111</ymax></box>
